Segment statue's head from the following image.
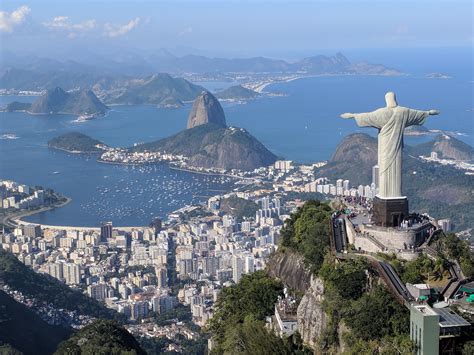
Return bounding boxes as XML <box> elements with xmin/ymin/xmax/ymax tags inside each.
<box><xmin>385</xmin><ymin>91</ymin><xmax>398</xmax><ymax>108</ymax></box>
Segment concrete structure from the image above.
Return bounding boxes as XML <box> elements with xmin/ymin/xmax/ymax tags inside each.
<box><xmin>359</xmin><ymin>221</ymin><xmax>431</xmax><ymax>251</ymax></box>
<box><xmin>100</xmin><ymin>222</ymin><xmax>113</xmax><ymax>242</ymax></box>
<box><xmin>410</xmin><ymin>305</ymin><xmax>440</xmax><ymax>355</ymax></box>
<box><xmin>410</xmin><ymin>304</ymin><xmax>471</xmax><ymax>355</ymax></box>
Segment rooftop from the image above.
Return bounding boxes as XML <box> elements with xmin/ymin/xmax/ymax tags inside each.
<box><xmin>414</xmin><ymin>305</ymin><xmax>437</xmax><ymax>316</ymax></box>
<box><xmin>432</xmin><ymin>307</ymin><xmax>471</xmax><ymax>328</ymax></box>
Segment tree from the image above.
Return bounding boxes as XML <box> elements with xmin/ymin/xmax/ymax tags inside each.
<box><xmin>55</xmin><ymin>320</ymin><xmax>145</xmax><ymax>355</ymax></box>
<box><xmin>344</xmin><ymin>285</ymin><xmax>409</xmax><ymax>341</ymax></box>
<box><xmin>280</xmin><ymin>200</ymin><xmax>332</xmax><ymax>273</ymax></box>
<box><xmin>220</xmin><ymin>316</ymin><xmax>293</xmax><ymax>355</ymax></box>
<box><xmin>320</xmin><ymin>258</ymin><xmax>368</xmax><ymax>300</ymax></box>
<box><xmin>208</xmin><ymin>271</ymin><xmax>284</xmax><ymax>351</ymax></box>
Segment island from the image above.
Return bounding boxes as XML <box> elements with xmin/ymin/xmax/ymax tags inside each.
<box><xmin>4</xmin><ymin>87</ymin><xmax>108</xmax><ymax>119</ymax></box>
<box><xmin>425</xmin><ymin>72</ymin><xmax>452</xmax><ymax>79</ymax></box>
<box><xmin>48</xmin><ymin>132</ymin><xmax>108</xmax><ymax>153</ymax></box>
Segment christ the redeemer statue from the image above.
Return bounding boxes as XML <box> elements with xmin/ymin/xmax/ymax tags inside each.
<box><xmin>341</xmin><ymin>92</ymin><xmax>439</xmax><ymax>199</ymax></box>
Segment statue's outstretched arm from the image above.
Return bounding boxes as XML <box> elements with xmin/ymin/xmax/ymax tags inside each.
<box><xmin>428</xmin><ymin>110</ymin><xmax>440</xmax><ymax>115</ymax></box>
<box><xmin>341</xmin><ymin>109</ymin><xmax>384</xmax><ymax>129</ymax></box>
<box><xmin>340</xmin><ymin>113</ymin><xmax>356</xmax><ymax>119</ymax></box>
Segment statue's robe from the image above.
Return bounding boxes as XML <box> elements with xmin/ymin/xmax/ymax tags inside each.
<box><xmin>354</xmin><ymin>106</ymin><xmax>429</xmax><ymax>198</ymax></box>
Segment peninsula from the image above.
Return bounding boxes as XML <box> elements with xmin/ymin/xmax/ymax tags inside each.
<box><xmin>100</xmin><ymin>91</ymin><xmax>277</xmax><ymax>170</ymax></box>
<box><xmin>48</xmin><ymin>132</ymin><xmax>108</xmax><ymax>153</ymax></box>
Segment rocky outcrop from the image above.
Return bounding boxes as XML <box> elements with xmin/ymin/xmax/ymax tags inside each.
<box><xmin>297</xmin><ymin>277</ymin><xmax>326</xmax><ymax>348</ymax></box>
<box><xmin>132</xmin><ymin>123</ymin><xmax>277</xmax><ymax>170</ymax></box>
<box><xmin>187</xmin><ymin>91</ymin><xmax>226</xmax><ymax>129</ymax></box>
<box><xmin>266</xmin><ymin>250</ymin><xmax>312</xmax><ymax>292</ymax></box>
<box><xmin>267</xmin><ymin>251</ymin><xmax>327</xmax><ymax>349</ymax></box>
<box><xmin>130</xmin><ymin>89</ymin><xmax>276</xmax><ymax>170</ymax></box>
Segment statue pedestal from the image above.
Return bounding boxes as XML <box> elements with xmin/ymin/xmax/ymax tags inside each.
<box><xmin>372</xmin><ymin>196</ymin><xmax>408</xmax><ymax>227</ymax></box>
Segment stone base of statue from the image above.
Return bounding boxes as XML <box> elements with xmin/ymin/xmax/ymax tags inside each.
<box><xmin>372</xmin><ymin>196</ymin><xmax>409</xmax><ymax>227</ymax></box>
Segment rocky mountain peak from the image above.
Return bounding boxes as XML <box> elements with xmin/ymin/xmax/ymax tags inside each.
<box><xmin>187</xmin><ymin>91</ymin><xmax>226</xmax><ymax>129</ymax></box>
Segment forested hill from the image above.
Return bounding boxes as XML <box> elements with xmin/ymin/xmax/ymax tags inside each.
<box><xmin>0</xmin><ymin>249</ymin><xmax>122</xmax><ymax>321</ymax></box>
<box><xmin>0</xmin><ymin>291</ymin><xmax>71</xmax><ymax>355</ymax></box>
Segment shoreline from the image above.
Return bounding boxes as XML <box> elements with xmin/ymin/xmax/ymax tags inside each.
<box><xmin>168</xmin><ymin>165</ymin><xmax>256</xmax><ymax>181</ymax></box>
<box><xmin>50</xmin><ymin>146</ymin><xmax>104</xmax><ymax>154</ymax></box>
<box><xmin>3</xmin><ymin>195</ymin><xmax>72</xmax><ymax>228</ymax></box>
<box><xmin>11</xmin><ymin>196</ymin><xmax>147</xmax><ymax>231</ymax></box>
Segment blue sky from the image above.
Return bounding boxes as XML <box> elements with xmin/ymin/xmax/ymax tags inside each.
<box><xmin>1</xmin><ymin>0</ymin><xmax>472</xmax><ymax>58</ymax></box>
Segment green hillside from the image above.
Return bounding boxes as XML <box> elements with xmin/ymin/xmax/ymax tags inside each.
<box><xmin>0</xmin><ymin>250</ymin><xmax>123</xmax><ymax>322</ymax></box>
<box><xmin>0</xmin><ymin>291</ymin><xmax>71</xmax><ymax>355</ymax></box>
<box><xmin>131</xmin><ymin>123</ymin><xmax>277</xmax><ymax>170</ymax></box>
<box><xmin>55</xmin><ymin>320</ymin><xmax>145</xmax><ymax>355</ymax></box>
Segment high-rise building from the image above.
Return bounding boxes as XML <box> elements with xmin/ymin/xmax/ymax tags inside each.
<box><xmin>23</xmin><ymin>224</ymin><xmax>41</xmax><ymax>238</ymax></box>
<box><xmin>151</xmin><ymin>217</ymin><xmax>162</xmax><ymax>236</ymax></box>
<box><xmin>156</xmin><ymin>266</ymin><xmax>168</xmax><ymax>288</ymax></box>
<box><xmin>116</xmin><ymin>234</ymin><xmax>131</xmax><ymax>248</ymax></box>
<box><xmin>100</xmin><ymin>222</ymin><xmax>113</xmax><ymax>242</ymax></box>
<box><xmin>47</xmin><ymin>262</ymin><xmax>63</xmax><ymax>281</ymax></box>
<box><xmin>343</xmin><ymin>180</ymin><xmax>350</xmax><ymax>191</ymax></box>
<box><xmin>232</xmin><ymin>255</ymin><xmax>243</xmax><ymax>284</ymax></box>
<box><xmin>64</xmin><ymin>262</ymin><xmax>81</xmax><ymax>285</ymax></box>
<box><xmin>244</xmin><ymin>255</ymin><xmax>254</xmax><ymax>274</ymax></box>
<box><xmin>152</xmin><ymin>295</ymin><xmax>175</xmax><ymax>314</ymax></box>
<box><xmin>87</xmin><ymin>283</ymin><xmax>109</xmax><ymax>301</ymax></box>
<box><xmin>203</xmin><ymin>256</ymin><xmax>218</xmax><ymax>276</ymax></box>
<box><xmin>241</xmin><ymin>221</ymin><xmax>251</xmax><ymax>233</ymax></box>
<box><xmin>130</xmin><ymin>301</ymin><xmax>149</xmax><ymax>320</ymax></box>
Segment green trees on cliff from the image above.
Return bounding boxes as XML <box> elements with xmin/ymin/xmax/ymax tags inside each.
<box><xmin>280</xmin><ymin>200</ymin><xmax>332</xmax><ymax>273</ymax></box>
<box><xmin>208</xmin><ymin>271</ymin><xmax>288</xmax><ymax>353</ymax></box>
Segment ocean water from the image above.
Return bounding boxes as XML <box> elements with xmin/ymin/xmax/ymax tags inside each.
<box><xmin>0</xmin><ymin>74</ymin><xmax>472</xmax><ymax>226</ymax></box>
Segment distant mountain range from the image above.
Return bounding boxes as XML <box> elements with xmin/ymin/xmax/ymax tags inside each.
<box><xmin>5</xmin><ymin>87</ymin><xmax>108</xmax><ymax>117</ymax></box>
<box><xmin>316</xmin><ymin>133</ymin><xmax>474</xmax><ymax>230</ymax></box>
<box><xmin>0</xmin><ymin>52</ymin><xmax>402</xmax><ymax>92</ymax></box>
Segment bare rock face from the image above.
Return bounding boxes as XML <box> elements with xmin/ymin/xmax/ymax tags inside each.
<box><xmin>266</xmin><ymin>251</ymin><xmax>327</xmax><ymax>349</ymax></box>
<box><xmin>297</xmin><ymin>276</ymin><xmax>327</xmax><ymax>349</ymax></box>
<box><xmin>187</xmin><ymin>91</ymin><xmax>226</xmax><ymax>129</ymax></box>
<box><xmin>266</xmin><ymin>251</ymin><xmax>312</xmax><ymax>292</ymax></box>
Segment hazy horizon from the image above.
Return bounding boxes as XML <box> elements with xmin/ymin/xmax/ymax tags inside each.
<box><xmin>1</xmin><ymin>0</ymin><xmax>472</xmax><ymax>61</ymax></box>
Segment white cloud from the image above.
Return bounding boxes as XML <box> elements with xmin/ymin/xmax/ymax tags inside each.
<box><xmin>0</xmin><ymin>5</ymin><xmax>31</xmax><ymax>33</ymax></box>
<box><xmin>104</xmin><ymin>17</ymin><xmax>140</xmax><ymax>38</ymax></box>
<box><xmin>43</xmin><ymin>16</ymin><xmax>96</xmax><ymax>33</ymax></box>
